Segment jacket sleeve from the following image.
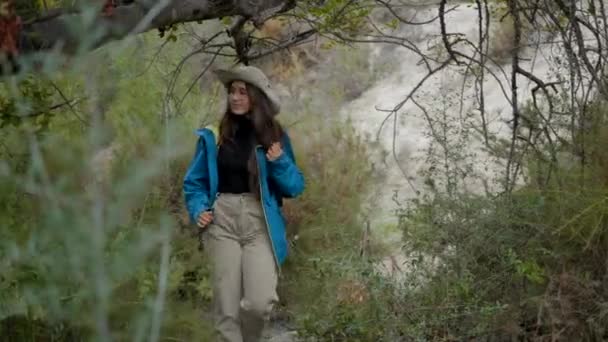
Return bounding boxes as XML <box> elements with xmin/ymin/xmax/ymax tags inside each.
<box><xmin>268</xmin><ymin>133</ymin><xmax>305</xmax><ymax>198</ymax></box>
<box><xmin>183</xmin><ymin>137</ymin><xmax>210</xmax><ymax>223</ymax></box>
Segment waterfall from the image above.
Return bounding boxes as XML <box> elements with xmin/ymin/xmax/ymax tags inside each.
<box><xmin>340</xmin><ymin>3</ymin><xmax>559</xmax><ymax>249</ymax></box>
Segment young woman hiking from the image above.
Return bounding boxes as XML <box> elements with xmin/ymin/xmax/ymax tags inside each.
<box><xmin>183</xmin><ymin>64</ymin><xmax>305</xmax><ymax>342</ymax></box>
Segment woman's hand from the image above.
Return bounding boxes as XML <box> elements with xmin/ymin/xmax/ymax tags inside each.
<box><xmin>197</xmin><ymin>211</ymin><xmax>213</xmax><ymax>228</ymax></box>
<box><xmin>266</xmin><ymin>142</ymin><xmax>283</xmax><ymax>161</ymax></box>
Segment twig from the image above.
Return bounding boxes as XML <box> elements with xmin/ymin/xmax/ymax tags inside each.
<box><xmin>375</xmin><ymin>0</ymin><xmax>458</xmax><ymax>25</ymax></box>
<box><xmin>133</xmin><ymin>39</ymin><xmax>171</xmax><ymax>79</ymax></box>
<box><xmin>49</xmin><ymin>81</ymin><xmax>88</xmax><ymax>126</ymax></box>
<box><xmin>175</xmin><ymin>47</ymin><xmax>224</xmax><ymax>113</ymax></box>
<box><xmin>149</xmin><ymin>229</ymin><xmax>172</xmax><ymax>342</ymax></box>
<box><xmin>439</xmin><ymin>0</ymin><xmax>460</xmax><ymax>64</ymax></box>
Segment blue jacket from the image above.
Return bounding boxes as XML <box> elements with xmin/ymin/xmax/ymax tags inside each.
<box><xmin>183</xmin><ymin>126</ymin><xmax>305</xmax><ymax>266</ymax></box>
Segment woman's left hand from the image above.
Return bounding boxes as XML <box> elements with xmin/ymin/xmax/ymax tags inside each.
<box><xmin>266</xmin><ymin>142</ymin><xmax>283</xmax><ymax>161</ymax></box>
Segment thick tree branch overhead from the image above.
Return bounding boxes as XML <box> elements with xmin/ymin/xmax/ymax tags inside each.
<box><xmin>19</xmin><ymin>0</ymin><xmax>296</xmax><ymax>55</ymax></box>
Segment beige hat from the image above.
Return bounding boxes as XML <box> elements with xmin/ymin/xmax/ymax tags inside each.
<box><xmin>214</xmin><ymin>64</ymin><xmax>281</xmax><ymax>114</ymax></box>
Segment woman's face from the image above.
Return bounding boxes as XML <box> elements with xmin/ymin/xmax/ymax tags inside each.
<box><xmin>228</xmin><ymin>81</ymin><xmax>251</xmax><ymax>115</ymax></box>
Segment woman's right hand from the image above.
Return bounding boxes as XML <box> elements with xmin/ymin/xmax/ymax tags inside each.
<box><xmin>197</xmin><ymin>211</ymin><xmax>213</xmax><ymax>228</ymax></box>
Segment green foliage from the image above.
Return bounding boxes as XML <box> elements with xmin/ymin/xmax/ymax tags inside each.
<box><xmin>15</xmin><ymin>0</ymin><xmax>66</xmax><ymax>20</ymax></box>
<box><xmin>0</xmin><ymin>76</ymin><xmax>55</xmax><ymax>132</ymax></box>
<box><xmin>282</xmin><ymin>121</ymin><xmax>377</xmax><ymax>248</ymax></box>
<box><xmin>293</xmin><ymin>264</ymin><xmax>395</xmax><ymax>340</ymax></box>
<box><xmin>0</xmin><ymin>21</ymin><xmax>388</xmax><ymax>340</ymax></box>
<box><xmin>270</xmin><ymin>62</ymin><xmax>390</xmax><ymax>340</ymax></box>
<box><xmin>0</xmin><ymin>29</ymin><xmax>221</xmax><ymax>341</ymax></box>
<box><xmin>395</xmin><ymin>178</ymin><xmax>607</xmax><ymax>339</ymax></box>
<box><xmin>9</xmin><ymin>3</ymin><xmax>608</xmax><ymax>339</ymax></box>
<box><xmin>384</xmin><ymin>96</ymin><xmax>608</xmax><ymax>340</ymax></box>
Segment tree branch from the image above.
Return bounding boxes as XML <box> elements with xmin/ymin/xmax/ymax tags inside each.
<box><xmin>19</xmin><ymin>0</ymin><xmax>292</xmax><ymax>56</ymax></box>
<box><xmin>505</xmin><ymin>0</ymin><xmax>522</xmax><ymax>193</ymax></box>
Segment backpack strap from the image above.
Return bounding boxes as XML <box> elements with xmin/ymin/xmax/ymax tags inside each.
<box><xmin>204</xmin><ymin>124</ymin><xmax>220</xmax><ymax>147</ymax></box>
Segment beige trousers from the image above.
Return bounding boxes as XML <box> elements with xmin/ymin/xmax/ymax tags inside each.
<box><xmin>202</xmin><ymin>193</ymin><xmax>278</xmax><ymax>342</ymax></box>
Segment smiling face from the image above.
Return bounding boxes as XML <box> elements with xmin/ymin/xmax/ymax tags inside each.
<box><xmin>228</xmin><ymin>81</ymin><xmax>252</xmax><ymax>115</ymax></box>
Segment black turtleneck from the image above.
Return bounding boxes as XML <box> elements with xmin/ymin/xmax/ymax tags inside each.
<box><xmin>217</xmin><ymin>115</ymin><xmax>255</xmax><ymax>194</ymax></box>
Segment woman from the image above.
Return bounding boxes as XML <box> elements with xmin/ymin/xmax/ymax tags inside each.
<box><xmin>183</xmin><ymin>64</ymin><xmax>305</xmax><ymax>342</ymax></box>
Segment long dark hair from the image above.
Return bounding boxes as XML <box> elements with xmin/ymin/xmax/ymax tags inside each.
<box><xmin>218</xmin><ymin>81</ymin><xmax>284</xmax><ymax>197</ymax></box>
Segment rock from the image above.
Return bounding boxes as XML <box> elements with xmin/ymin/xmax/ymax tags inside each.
<box><xmin>263</xmin><ymin>321</ymin><xmax>298</xmax><ymax>342</ymax></box>
<box><xmin>264</xmin><ymin>330</ymin><xmax>298</xmax><ymax>342</ymax></box>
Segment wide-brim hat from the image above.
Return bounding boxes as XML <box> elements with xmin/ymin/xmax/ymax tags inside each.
<box><xmin>213</xmin><ymin>64</ymin><xmax>281</xmax><ymax>115</ymax></box>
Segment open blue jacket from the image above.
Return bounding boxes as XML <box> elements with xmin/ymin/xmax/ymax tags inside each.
<box><xmin>183</xmin><ymin>126</ymin><xmax>305</xmax><ymax>266</ymax></box>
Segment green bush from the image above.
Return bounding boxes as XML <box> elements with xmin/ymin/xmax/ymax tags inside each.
<box><xmin>387</xmin><ymin>100</ymin><xmax>608</xmax><ymax>340</ymax></box>
<box><xmin>0</xmin><ymin>24</ymin><xmax>388</xmax><ymax>341</ymax></box>
<box><xmin>271</xmin><ymin>110</ymin><xmax>397</xmax><ymax>341</ymax></box>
